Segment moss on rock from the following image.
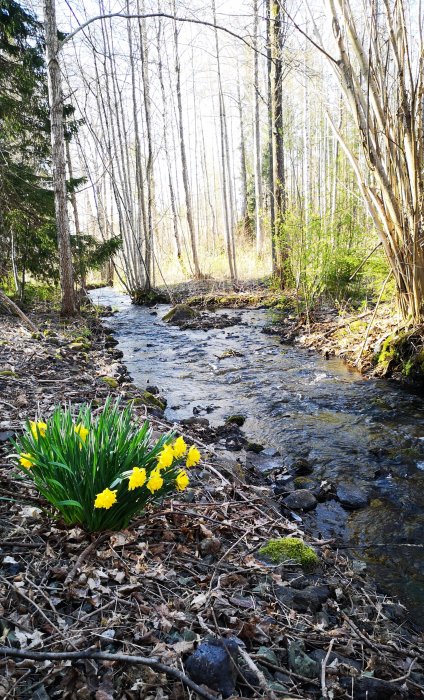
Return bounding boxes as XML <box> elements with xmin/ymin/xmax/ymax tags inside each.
<box><xmin>101</xmin><ymin>376</ymin><xmax>119</xmax><ymax>388</ymax></box>
<box><xmin>258</xmin><ymin>537</ymin><xmax>318</xmax><ymax>571</ymax></box>
<box><xmin>375</xmin><ymin>330</ymin><xmax>424</xmax><ymax>381</ymax></box>
<box><xmin>131</xmin><ymin>288</ymin><xmax>170</xmax><ymax>305</ymax></box>
<box><xmin>163</xmin><ymin>304</ymin><xmax>199</xmax><ymax>323</ymax></box>
<box><xmin>133</xmin><ymin>391</ymin><xmax>167</xmax><ymax>410</ymax></box>
<box><xmin>226</xmin><ymin>414</ymin><xmax>246</xmax><ymax>427</ymax></box>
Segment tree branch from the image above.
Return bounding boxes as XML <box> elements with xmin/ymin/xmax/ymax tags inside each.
<box><xmin>61</xmin><ymin>12</ymin><xmax>262</xmax><ymax>58</ymax></box>
<box><xmin>0</xmin><ymin>290</ymin><xmax>38</xmax><ymax>333</ymax></box>
<box><xmin>0</xmin><ymin>646</ymin><xmax>217</xmax><ymax>700</ymax></box>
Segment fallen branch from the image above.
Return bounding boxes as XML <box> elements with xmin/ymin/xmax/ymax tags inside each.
<box><xmin>0</xmin><ymin>647</ymin><xmax>218</xmax><ymax>700</ymax></box>
<box><xmin>64</xmin><ymin>532</ymin><xmax>110</xmax><ymax>584</ymax></box>
<box><xmin>239</xmin><ymin>647</ymin><xmax>278</xmax><ymax>700</ymax></box>
<box><xmin>320</xmin><ymin>638</ymin><xmax>335</xmax><ymax>699</ymax></box>
<box><xmin>0</xmin><ymin>289</ymin><xmax>38</xmax><ymax>333</ymax></box>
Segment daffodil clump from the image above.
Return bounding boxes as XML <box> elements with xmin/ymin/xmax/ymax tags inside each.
<box><xmin>12</xmin><ymin>398</ymin><xmax>201</xmax><ymax>532</ymax></box>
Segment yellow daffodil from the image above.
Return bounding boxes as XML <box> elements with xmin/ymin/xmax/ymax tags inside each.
<box><xmin>128</xmin><ymin>466</ymin><xmax>147</xmax><ymax>491</ymax></box>
<box><xmin>173</xmin><ymin>436</ymin><xmax>187</xmax><ymax>458</ymax></box>
<box><xmin>176</xmin><ymin>469</ymin><xmax>189</xmax><ymax>491</ymax></box>
<box><xmin>94</xmin><ymin>488</ymin><xmax>117</xmax><ymax>509</ymax></box>
<box><xmin>20</xmin><ymin>453</ymin><xmax>35</xmax><ymax>469</ymax></box>
<box><xmin>74</xmin><ymin>423</ymin><xmax>89</xmax><ymax>443</ymax></box>
<box><xmin>157</xmin><ymin>444</ymin><xmax>174</xmax><ymax>470</ymax></box>
<box><xmin>30</xmin><ymin>421</ymin><xmax>47</xmax><ymax>439</ymax></box>
<box><xmin>186</xmin><ymin>445</ymin><xmax>201</xmax><ymax>468</ymax></box>
<box><xmin>146</xmin><ymin>469</ymin><xmax>164</xmax><ymax>493</ymax></box>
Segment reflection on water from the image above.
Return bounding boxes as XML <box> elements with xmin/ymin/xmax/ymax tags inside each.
<box><xmin>91</xmin><ymin>288</ymin><xmax>424</xmax><ymax>624</ymax></box>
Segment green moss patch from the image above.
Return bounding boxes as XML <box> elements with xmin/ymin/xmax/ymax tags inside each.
<box><xmin>226</xmin><ymin>414</ymin><xmax>246</xmax><ymax>427</ymax></box>
<box><xmin>101</xmin><ymin>376</ymin><xmax>119</xmax><ymax>388</ymax></box>
<box><xmin>163</xmin><ymin>304</ymin><xmax>198</xmax><ymax>323</ymax></box>
<box><xmin>258</xmin><ymin>537</ymin><xmax>318</xmax><ymax>570</ymax></box>
<box><xmin>374</xmin><ymin>329</ymin><xmax>424</xmax><ymax>380</ymax></box>
<box><xmin>133</xmin><ymin>392</ymin><xmax>167</xmax><ymax>410</ymax></box>
<box><xmin>132</xmin><ymin>288</ymin><xmax>170</xmax><ymax>305</ymax></box>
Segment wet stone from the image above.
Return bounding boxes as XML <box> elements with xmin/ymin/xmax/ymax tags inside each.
<box><xmin>340</xmin><ymin>676</ymin><xmax>405</xmax><ymax>699</ymax></box>
<box><xmin>282</xmin><ymin>489</ymin><xmax>317</xmax><ymax>511</ymax></box>
<box><xmin>308</xmin><ymin>648</ymin><xmax>362</xmax><ymax>671</ymax></box>
<box><xmin>287</xmin><ymin>640</ymin><xmax>319</xmax><ymax>678</ymax></box>
<box><xmin>246</xmin><ymin>452</ymin><xmax>286</xmax><ymax>473</ymax></box>
<box><xmin>337</xmin><ymin>484</ymin><xmax>370</xmax><ymax>510</ymax></box>
<box><xmin>185</xmin><ymin>637</ymin><xmax>240</xmax><ymax>698</ymax></box>
<box><xmin>276</xmin><ymin>584</ymin><xmax>330</xmax><ymax>613</ymax></box>
<box><xmin>290</xmin><ymin>457</ymin><xmax>314</xmax><ymax>476</ymax></box>
<box><xmin>246</xmin><ymin>442</ymin><xmax>264</xmax><ymax>453</ymax></box>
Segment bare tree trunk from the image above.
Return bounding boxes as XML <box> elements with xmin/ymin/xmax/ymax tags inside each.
<box><xmin>253</xmin><ymin>0</ymin><xmax>264</xmax><ymax>257</ymax></box>
<box><xmin>157</xmin><ymin>18</ymin><xmax>184</xmax><ymax>273</ymax></box>
<box><xmin>270</xmin><ymin>0</ymin><xmax>287</xmax><ymax>282</ymax></box>
<box><xmin>43</xmin><ymin>0</ymin><xmax>76</xmax><ymax>315</ymax></box>
<box><xmin>65</xmin><ymin>139</ymin><xmax>86</xmax><ymax>289</ymax></box>
<box><xmin>173</xmin><ymin>2</ymin><xmax>201</xmax><ymax>278</ymax></box>
<box><xmin>237</xmin><ymin>67</ymin><xmax>249</xmax><ymax>232</ymax></box>
<box><xmin>212</xmin><ymin>0</ymin><xmax>236</xmax><ymax>281</ymax></box>
<box><xmin>137</xmin><ymin>1</ymin><xmax>154</xmax><ymax>286</ymax></box>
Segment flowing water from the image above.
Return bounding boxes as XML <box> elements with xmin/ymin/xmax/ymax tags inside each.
<box><xmin>91</xmin><ymin>287</ymin><xmax>424</xmax><ymax>625</ymax></box>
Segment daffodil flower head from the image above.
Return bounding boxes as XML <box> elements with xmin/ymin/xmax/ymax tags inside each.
<box><xmin>128</xmin><ymin>466</ymin><xmax>147</xmax><ymax>491</ymax></box>
<box><xmin>20</xmin><ymin>453</ymin><xmax>35</xmax><ymax>469</ymax></box>
<box><xmin>94</xmin><ymin>488</ymin><xmax>117</xmax><ymax>509</ymax></box>
<box><xmin>186</xmin><ymin>445</ymin><xmax>201</xmax><ymax>468</ymax></box>
<box><xmin>146</xmin><ymin>469</ymin><xmax>164</xmax><ymax>493</ymax></box>
<box><xmin>157</xmin><ymin>443</ymin><xmax>174</xmax><ymax>470</ymax></box>
<box><xmin>74</xmin><ymin>423</ymin><xmax>89</xmax><ymax>443</ymax></box>
<box><xmin>173</xmin><ymin>436</ymin><xmax>187</xmax><ymax>458</ymax></box>
<box><xmin>30</xmin><ymin>421</ymin><xmax>47</xmax><ymax>439</ymax></box>
<box><xmin>176</xmin><ymin>469</ymin><xmax>189</xmax><ymax>491</ymax></box>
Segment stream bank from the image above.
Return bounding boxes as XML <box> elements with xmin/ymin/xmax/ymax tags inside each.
<box><xmin>0</xmin><ymin>298</ymin><xmax>423</xmax><ymax>699</ymax></box>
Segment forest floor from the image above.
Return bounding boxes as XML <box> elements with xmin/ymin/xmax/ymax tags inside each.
<box><xmin>0</xmin><ymin>300</ymin><xmax>424</xmax><ymax>699</ymax></box>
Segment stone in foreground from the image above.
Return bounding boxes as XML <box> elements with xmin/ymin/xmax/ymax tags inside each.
<box><xmin>185</xmin><ymin>637</ymin><xmax>240</xmax><ymax>698</ymax></box>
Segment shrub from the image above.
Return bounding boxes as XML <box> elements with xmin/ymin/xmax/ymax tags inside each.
<box><xmin>11</xmin><ymin>398</ymin><xmax>201</xmax><ymax>532</ymax></box>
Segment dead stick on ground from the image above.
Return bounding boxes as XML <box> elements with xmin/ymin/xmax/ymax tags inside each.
<box><xmin>64</xmin><ymin>532</ymin><xmax>110</xmax><ymax>585</ymax></box>
<box><xmin>0</xmin><ymin>289</ymin><xmax>38</xmax><ymax>333</ymax></box>
<box><xmin>321</xmin><ymin>638</ymin><xmax>335</xmax><ymax>699</ymax></box>
<box><xmin>0</xmin><ymin>647</ymin><xmax>217</xmax><ymax>700</ymax></box>
<box><xmin>238</xmin><ymin>647</ymin><xmax>278</xmax><ymax>700</ymax></box>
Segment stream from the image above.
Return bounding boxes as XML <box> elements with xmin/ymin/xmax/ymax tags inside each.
<box><xmin>91</xmin><ymin>287</ymin><xmax>424</xmax><ymax>626</ymax></box>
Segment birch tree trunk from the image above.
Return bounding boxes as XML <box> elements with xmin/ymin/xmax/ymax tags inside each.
<box><xmin>270</xmin><ymin>0</ymin><xmax>287</xmax><ymax>282</ymax></box>
<box><xmin>157</xmin><ymin>18</ymin><xmax>184</xmax><ymax>271</ymax></box>
<box><xmin>43</xmin><ymin>0</ymin><xmax>76</xmax><ymax>315</ymax></box>
<box><xmin>253</xmin><ymin>0</ymin><xmax>264</xmax><ymax>257</ymax></box>
<box><xmin>237</xmin><ymin>68</ymin><xmax>249</xmax><ymax>231</ymax></box>
<box><xmin>173</xmin><ymin>3</ymin><xmax>201</xmax><ymax>278</ymax></box>
<box><xmin>212</xmin><ymin>0</ymin><xmax>236</xmax><ymax>281</ymax></box>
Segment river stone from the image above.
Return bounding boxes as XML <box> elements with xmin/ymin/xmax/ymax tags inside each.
<box><xmin>290</xmin><ymin>457</ymin><xmax>314</xmax><ymax>475</ymax></box>
<box><xmin>276</xmin><ymin>584</ymin><xmax>330</xmax><ymax>613</ymax></box>
<box><xmin>185</xmin><ymin>637</ymin><xmax>240</xmax><ymax>698</ymax></box>
<box><xmin>287</xmin><ymin>640</ymin><xmax>319</xmax><ymax>678</ymax></box>
<box><xmin>163</xmin><ymin>304</ymin><xmax>198</xmax><ymax>324</ymax></box>
<box><xmin>336</xmin><ymin>484</ymin><xmax>369</xmax><ymax>510</ymax></box>
<box><xmin>340</xmin><ymin>676</ymin><xmax>405</xmax><ymax>699</ymax></box>
<box><xmin>246</xmin><ymin>452</ymin><xmax>286</xmax><ymax>473</ymax></box>
<box><xmin>282</xmin><ymin>489</ymin><xmax>317</xmax><ymax>511</ymax></box>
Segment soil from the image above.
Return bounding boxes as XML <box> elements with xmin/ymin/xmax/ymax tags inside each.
<box><xmin>0</xmin><ymin>299</ymin><xmax>423</xmax><ymax>699</ymax></box>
